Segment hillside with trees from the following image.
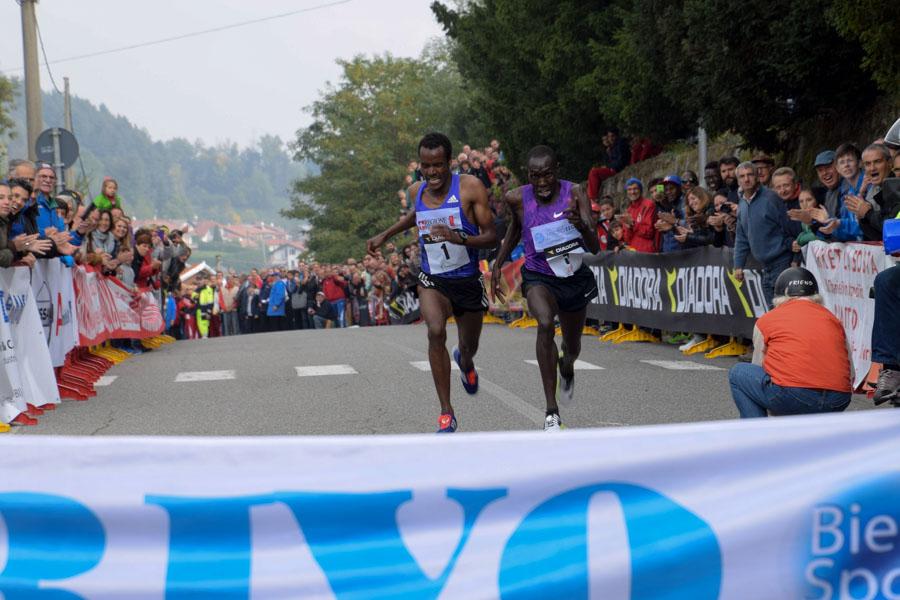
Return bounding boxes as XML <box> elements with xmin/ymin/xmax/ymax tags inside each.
<box><xmin>0</xmin><ymin>80</ymin><xmax>313</xmax><ymax>223</ymax></box>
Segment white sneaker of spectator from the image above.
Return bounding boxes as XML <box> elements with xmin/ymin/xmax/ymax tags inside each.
<box><xmin>679</xmin><ymin>334</ymin><xmax>707</xmax><ymax>352</ymax></box>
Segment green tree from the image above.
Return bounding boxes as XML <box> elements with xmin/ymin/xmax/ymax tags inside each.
<box><xmin>284</xmin><ymin>53</ymin><xmax>474</xmax><ymax>262</ymax></box>
<box><xmin>828</xmin><ymin>0</ymin><xmax>900</xmax><ymax>95</ymax></box>
<box><xmin>0</xmin><ymin>75</ymin><xmax>14</xmax><ymax>139</ymax></box>
<box><xmin>432</xmin><ymin>0</ymin><xmax>612</xmax><ymax>180</ymax></box>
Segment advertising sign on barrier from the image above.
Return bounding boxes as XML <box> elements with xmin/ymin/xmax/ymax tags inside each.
<box><xmin>584</xmin><ymin>247</ymin><xmax>767</xmax><ymax>338</ymax></box>
<box><xmin>0</xmin><ymin>266</ymin><xmax>60</xmax><ymax>420</ymax></box>
<box><xmin>72</xmin><ymin>266</ymin><xmax>164</xmax><ymax>346</ymax></box>
<box><xmin>31</xmin><ymin>258</ymin><xmax>79</xmax><ymax>367</ymax></box>
<box><xmin>804</xmin><ymin>241</ymin><xmax>891</xmax><ymax>388</ymax></box>
<box><xmin>0</xmin><ymin>411</ymin><xmax>897</xmax><ymax>597</ymax></box>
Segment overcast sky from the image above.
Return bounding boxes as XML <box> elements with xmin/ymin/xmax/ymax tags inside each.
<box><xmin>0</xmin><ymin>0</ymin><xmax>445</xmax><ymax>147</ymax></box>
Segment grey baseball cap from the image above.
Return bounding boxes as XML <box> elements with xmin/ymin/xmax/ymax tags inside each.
<box><xmin>814</xmin><ymin>150</ymin><xmax>836</xmax><ymax>167</ymax></box>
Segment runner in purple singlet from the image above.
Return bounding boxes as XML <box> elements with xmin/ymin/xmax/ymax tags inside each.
<box><xmin>492</xmin><ymin>145</ymin><xmax>600</xmax><ymax>431</ymax></box>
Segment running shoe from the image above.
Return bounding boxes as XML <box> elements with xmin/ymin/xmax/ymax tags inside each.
<box><xmin>873</xmin><ymin>368</ymin><xmax>900</xmax><ymax>406</ymax></box>
<box><xmin>543</xmin><ymin>413</ymin><xmax>563</xmax><ymax>432</ymax></box>
<box><xmin>453</xmin><ymin>346</ymin><xmax>479</xmax><ymax>395</ymax></box>
<box><xmin>557</xmin><ymin>354</ymin><xmax>575</xmax><ymax>406</ymax></box>
<box><xmin>437</xmin><ymin>413</ymin><xmax>458</xmax><ymax>434</ymax></box>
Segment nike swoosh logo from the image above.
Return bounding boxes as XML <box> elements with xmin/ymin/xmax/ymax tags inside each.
<box><xmin>553</xmin><ymin>211</ymin><xmax>565</xmax><ymax>218</ymax></box>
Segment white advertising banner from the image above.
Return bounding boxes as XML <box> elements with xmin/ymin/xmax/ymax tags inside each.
<box><xmin>805</xmin><ymin>241</ymin><xmax>891</xmax><ymax>387</ymax></box>
<box><xmin>31</xmin><ymin>258</ymin><xmax>78</xmax><ymax>367</ymax></box>
<box><xmin>0</xmin><ymin>410</ymin><xmax>898</xmax><ymax>598</ymax></box>
<box><xmin>0</xmin><ymin>266</ymin><xmax>60</xmax><ymax>421</ymax></box>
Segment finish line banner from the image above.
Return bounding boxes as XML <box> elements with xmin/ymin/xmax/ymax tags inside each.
<box><xmin>584</xmin><ymin>247</ymin><xmax>767</xmax><ymax>338</ymax></box>
<box><xmin>0</xmin><ymin>411</ymin><xmax>898</xmax><ymax>598</ymax></box>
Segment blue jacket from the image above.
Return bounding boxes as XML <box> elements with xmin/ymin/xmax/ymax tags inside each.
<box><xmin>734</xmin><ymin>187</ymin><xmax>794</xmax><ymax>268</ymax></box>
<box><xmin>165</xmin><ymin>295</ymin><xmax>178</xmax><ymax>328</ymax></box>
<box><xmin>267</xmin><ymin>279</ymin><xmax>287</xmax><ymax>317</ymax></box>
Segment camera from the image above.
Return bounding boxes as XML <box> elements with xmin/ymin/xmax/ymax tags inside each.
<box><xmin>719</xmin><ymin>203</ymin><xmax>733</xmax><ymax>215</ymax></box>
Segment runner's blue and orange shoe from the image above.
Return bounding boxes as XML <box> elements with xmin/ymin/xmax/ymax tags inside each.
<box><xmin>452</xmin><ymin>346</ymin><xmax>479</xmax><ymax>395</ymax></box>
<box><xmin>437</xmin><ymin>413</ymin><xmax>458</xmax><ymax>433</ymax></box>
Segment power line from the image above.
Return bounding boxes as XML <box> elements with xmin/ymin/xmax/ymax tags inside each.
<box><xmin>34</xmin><ymin>10</ymin><xmax>60</xmax><ymax>94</ymax></box>
<box><xmin>2</xmin><ymin>0</ymin><xmax>354</xmax><ymax>74</ymax></box>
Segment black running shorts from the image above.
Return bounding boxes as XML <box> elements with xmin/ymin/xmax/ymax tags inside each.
<box><xmin>417</xmin><ymin>271</ymin><xmax>489</xmax><ymax>317</ymax></box>
<box><xmin>521</xmin><ymin>265</ymin><xmax>599</xmax><ymax>313</ymax></box>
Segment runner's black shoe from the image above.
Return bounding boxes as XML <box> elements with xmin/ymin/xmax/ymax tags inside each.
<box><xmin>557</xmin><ymin>353</ymin><xmax>575</xmax><ymax>406</ymax></box>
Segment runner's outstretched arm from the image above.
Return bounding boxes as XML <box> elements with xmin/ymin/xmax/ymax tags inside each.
<box><xmin>490</xmin><ymin>190</ymin><xmax>523</xmax><ymax>303</ymax></box>
<box><xmin>366</xmin><ymin>209</ymin><xmax>417</xmax><ymax>256</ymax></box>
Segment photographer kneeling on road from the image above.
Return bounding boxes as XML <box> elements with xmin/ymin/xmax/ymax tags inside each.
<box><xmin>729</xmin><ymin>267</ymin><xmax>853</xmax><ymax>418</ymax></box>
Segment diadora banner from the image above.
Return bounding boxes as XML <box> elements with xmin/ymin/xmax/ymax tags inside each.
<box><xmin>584</xmin><ymin>247</ymin><xmax>767</xmax><ymax>338</ymax></box>
<box><xmin>0</xmin><ymin>411</ymin><xmax>898</xmax><ymax>598</ymax></box>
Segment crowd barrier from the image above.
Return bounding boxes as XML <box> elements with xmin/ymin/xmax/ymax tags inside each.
<box><xmin>0</xmin><ymin>259</ymin><xmax>167</xmax><ymax>426</ymax></box>
<box><xmin>0</xmin><ymin>410</ymin><xmax>897</xmax><ymax>596</ymax></box>
<box><xmin>583</xmin><ymin>247</ymin><xmax>767</xmax><ymax>339</ymax></box>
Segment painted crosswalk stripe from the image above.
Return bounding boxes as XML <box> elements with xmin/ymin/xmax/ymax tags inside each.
<box><xmin>524</xmin><ymin>360</ymin><xmax>604</xmax><ymax>370</ymax></box>
<box><xmin>175</xmin><ymin>370</ymin><xmax>236</xmax><ymax>382</ymax></box>
<box><xmin>410</xmin><ymin>361</ymin><xmax>459</xmax><ymax>372</ymax></box>
<box><xmin>94</xmin><ymin>376</ymin><xmax>118</xmax><ymax>387</ymax></box>
<box><xmin>295</xmin><ymin>365</ymin><xmax>358</xmax><ymax>377</ymax></box>
<box><xmin>640</xmin><ymin>360</ymin><xmax>724</xmax><ymax>371</ymax></box>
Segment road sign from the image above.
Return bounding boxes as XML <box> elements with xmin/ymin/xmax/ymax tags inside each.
<box><xmin>35</xmin><ymin>127</ymin><xmax>79</xmax><ymax>168</ymax></box>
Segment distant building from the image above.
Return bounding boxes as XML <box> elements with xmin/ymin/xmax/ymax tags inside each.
<box><xmin>267</xmin><ymin>241</ymin><xmax>307</xmax><ymax>270</ymax></box>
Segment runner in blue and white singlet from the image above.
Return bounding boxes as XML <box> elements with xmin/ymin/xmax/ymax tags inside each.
<box><xmin>366</xmin><ymin>132</ymin><xmax>498</xmax><ymax>434</ymax></box>
<box><xmin>415</xmin><ymin>173</ymin><xmax>479</xmax><ymax>278</ymax></box>
<box><xmin>491</xmin><ymin>145</ymin><xmax>600</xmax><ymax>432</ymax></box>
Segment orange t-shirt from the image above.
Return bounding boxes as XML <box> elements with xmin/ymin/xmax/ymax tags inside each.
<box><xmin>756</xmin><ymin>300</ymin><xmax>852</xmax><ymax>392</ymax></box>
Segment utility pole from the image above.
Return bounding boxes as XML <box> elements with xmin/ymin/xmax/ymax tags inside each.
<box><xmin>20</xmin><ymin>0</ymin><xmax>42</xmax><ymax>162</ymax></box>
<box><xmin>698</xmin><ymin>120</ymin><xmax>708</xmax><ymax>188</ymax></box>
<box><xmin>63</xmin><ymin>76</ymin><xmax>75</xmax><ymax>189</ymax></box>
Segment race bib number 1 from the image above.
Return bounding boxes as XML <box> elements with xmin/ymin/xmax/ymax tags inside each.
<box><xmin>424</xmin><ymin>235</ymin><xmax>469</xmax><ymax>275</ymax></box>
<box><xmin>418</xmin><ymin>207</ymin><xmax>472</xmax><ymax>275</ymax></box>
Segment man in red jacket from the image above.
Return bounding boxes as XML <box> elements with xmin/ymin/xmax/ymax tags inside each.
<box><xmin>320</xmin><ymin>266</ymin><xmax>348</xmax><ymax>328</ymax></box>
<box><xmin>619</xmin><ymin>178</ymin><xmax>658</xmax><ymax>252</ymax></box>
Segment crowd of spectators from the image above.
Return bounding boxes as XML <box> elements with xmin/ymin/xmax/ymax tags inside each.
<box><xmin>167</xmin><ymin>242</ymin><xmax>425</xmax><ymax>339</ymax></box>
<box><xmin>582</xmin><ymin>137</ymin><xmax>900</xmax><ymax>354</ymax></box>
<box><xmin>2</xmin><ymin>161</ymin><xmax>191</xmax><ymax>292</ymax></box>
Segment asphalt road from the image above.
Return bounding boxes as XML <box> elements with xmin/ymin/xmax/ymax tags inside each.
<box><xmin>17</xmin><ymin>323</ymin><xmax>882</xmax><ymax>436</ymax></box>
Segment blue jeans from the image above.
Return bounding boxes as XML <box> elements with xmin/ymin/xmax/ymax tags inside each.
<box><xmin>872</xmin><ymin>265</ymin><xmax>900</xmax><ymax>366</ymax></box>
<box><xmin>333</xmin><ymin>299</ymin><xmax>346</xmax><ymax>328</ymax></box>
<box><xmin>761</xmin><ymin>255</ymin><xmax>793</xmax><ymax>308</ymax></box>
<box><xmin>729</xmin><ymin>363</ymin><xmax>851</xmax><ymax>418</ymax></box>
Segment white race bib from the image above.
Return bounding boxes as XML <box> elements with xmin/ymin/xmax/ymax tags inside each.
<box><xmin>418</xmin><ymin>207</ymin><xmax>471</xmax><ymax>275</ymax></box>
<box><xmin>531</xmin><ymin>220</ymin><xmax>585</xmax><ymax>278</ymax></box>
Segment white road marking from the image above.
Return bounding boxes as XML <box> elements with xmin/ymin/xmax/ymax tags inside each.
<box><xmin>94</xmin><ymin>376</ymin><xmax>118</xmax><ymax>387</ymax></box>
<box><xmin>295</xmin><ymin>365</ymin><xmax>358</xmax><ymax>377</ymax></box>
<box><xmin>640</xmin><ymin>360</ymin><xmax>724</xmax><ymax>371</ymax></box>
<box><xmin>379</xmin><ymin>338</ymin><xmax>545</xmax><ymax>427</ymax></box>
<box><xmin>175</xmin><ymin>370</ymin><xmax>236</xmax><ymax>382</ymax></box>
<box><xmin>524</xmin><ymin>359</ymin><xmax>604</xmax><ymax>370</ymax></box>
<box><xmin>410</xmin><ymin>361</ymin><xmax>459</xmax><ymax>372</ymax></box>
